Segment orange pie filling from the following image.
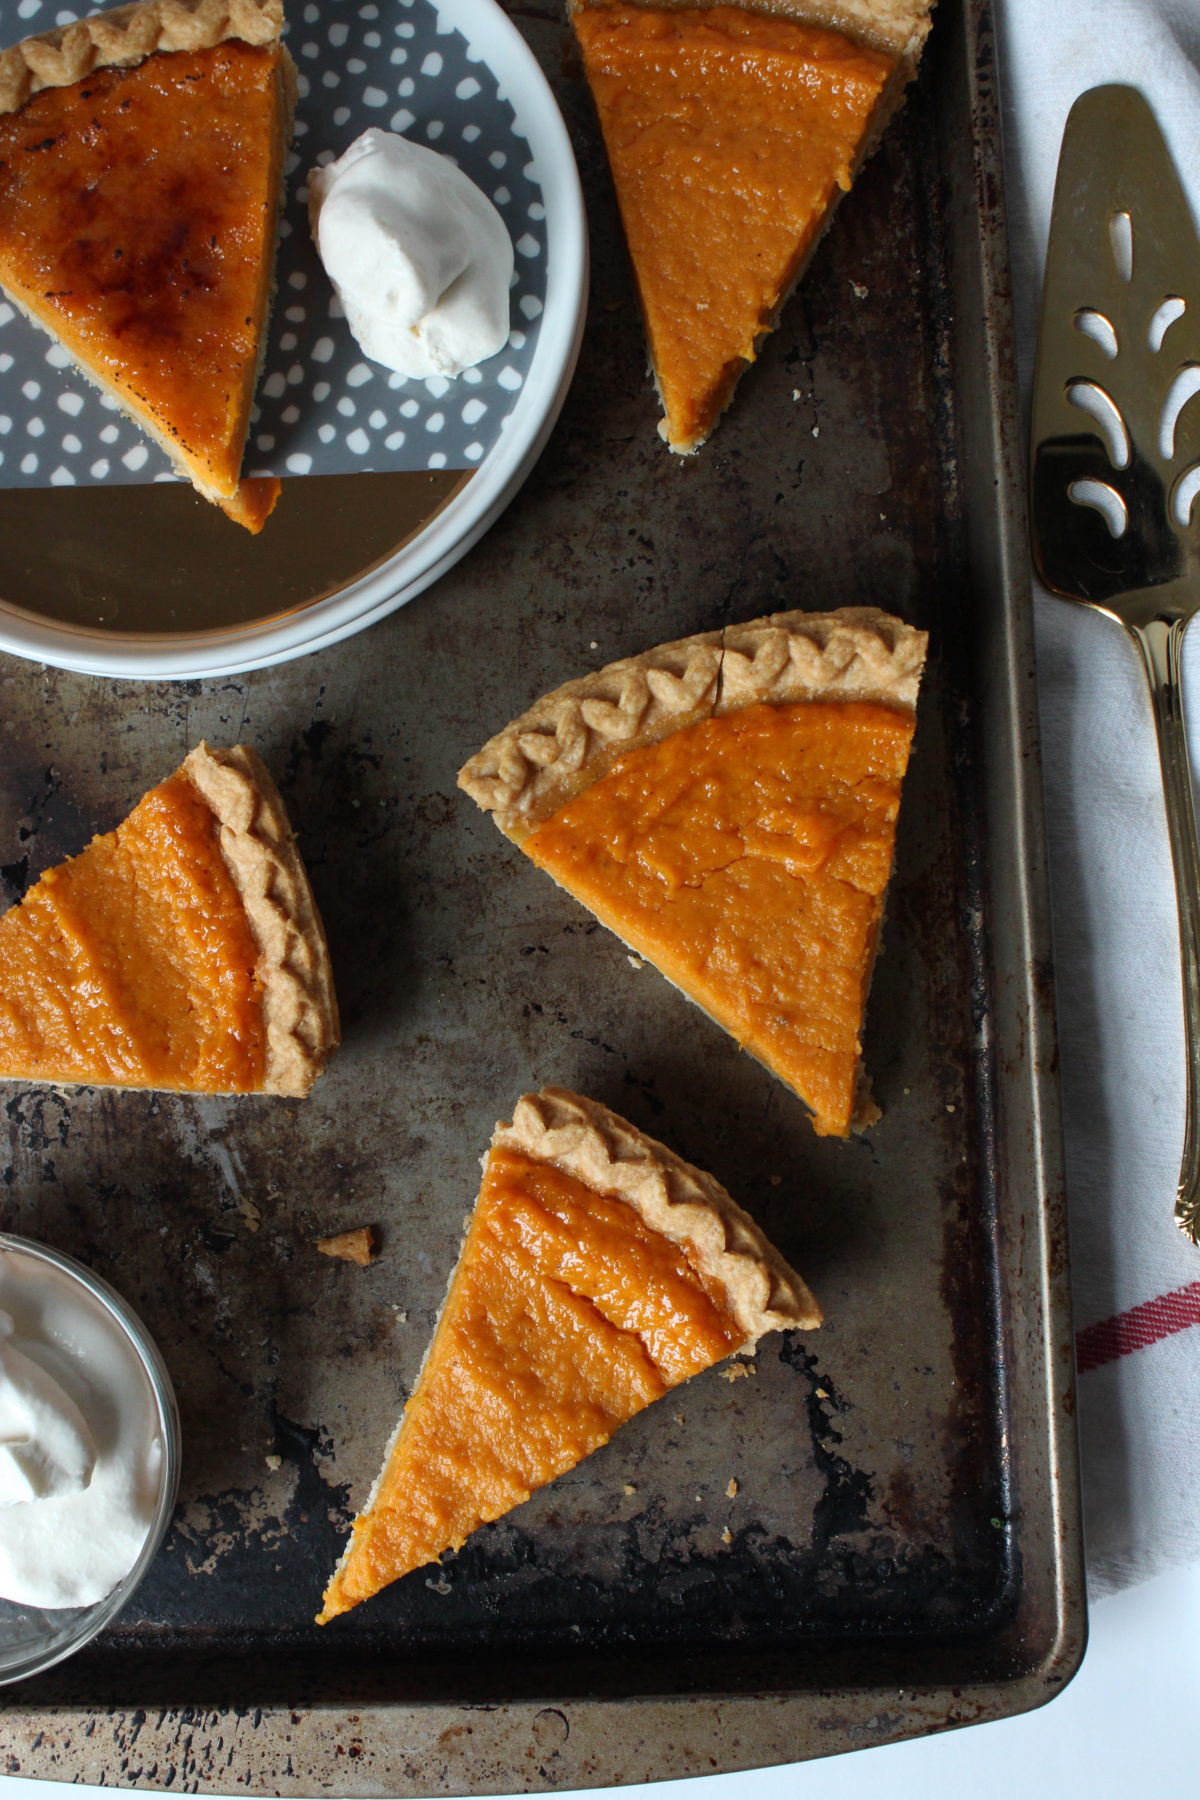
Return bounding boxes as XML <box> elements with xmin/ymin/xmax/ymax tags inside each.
<box><xmin>0</xmin><ymin>40</ymin><xmax>288</xmax><ymax>520</ymax></box>
<box><xmin>522</xmin><ymin>700</ymin><xmax>916</xmax><ymax>1136</ymax></box>
<box><xmin>573</xmin><ymin>5</ymin><xmax>896</xmax><ymax>449</ymax></box>
<box><xmin>318</xmin><ymin>1144</ymin><xmax>744</xmax><ymax>1619</ymax></box>
<box><xmin>0</xmin><ymin>771</ymin><xmax>266</xmax><ymax>1091</ymax></box>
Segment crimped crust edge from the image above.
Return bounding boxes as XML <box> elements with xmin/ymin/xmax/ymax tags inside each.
<box><xmin>183</xmin><ymin>742</ymin><xmax>340</xmax><ymax>1098</ymax></box>
<box><xmin>495</xmin><ymin>1086</ymin><xmax>823</xmax><ymax>1339</ymax></box>
<box><xmin>458</xmin><ymin>606</ymin><xmax>928</xmax><ymax>839</ymax></box>
<box><xmin>0</xmin><ymin>0</ymin><xmax>284</xmax><ymax>114</ymax></box>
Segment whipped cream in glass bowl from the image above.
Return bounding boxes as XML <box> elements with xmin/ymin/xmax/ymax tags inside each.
<box><xmin>0</xmin><ymin>1235</ymin><xmax>180</xmax><ymax>1685</ymax></box>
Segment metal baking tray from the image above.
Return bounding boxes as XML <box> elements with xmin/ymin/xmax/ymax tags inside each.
<box><xmin>0</xmin><ymin>0</ymin><xmax>1083</xmax><ymax>1787</ymax></box>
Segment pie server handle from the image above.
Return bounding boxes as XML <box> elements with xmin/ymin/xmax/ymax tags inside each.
<box><xmin>1130</xmin><ymin>614</ymin><xmax>1200</xmax><ymax>1243</ymax></box>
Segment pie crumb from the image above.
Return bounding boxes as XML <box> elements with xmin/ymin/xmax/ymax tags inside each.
<box><xmin>726</xmin><ymin>1477</ymin><xmax>739</xmax><ymax>1499</ymax></box>
<box><xmin>720</xmin><ymin>1362</ymin><xmax>750</xmax><ymax>1382</ymax></box>
<box><xmin>623</xmin><ymin>1483</ymin><xmax>637</xmax><ymax>1496</ymax></box>
<box><xmin>265</xmin><ymin>1453</ymin><xmax>282</xmax><ymax>1472</ymax></box>
<box><xmin>721</xmin><ymin>1527</ymin><xmax>732</xmax><ymax>1545</ymax></box>
<box><xmin>316</xmin><ymin>1226</ymin><xmax>377</xmax><ymax>1266</ymax></box>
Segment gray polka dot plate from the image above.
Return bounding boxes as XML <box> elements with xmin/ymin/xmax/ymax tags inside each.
<box><xmin>0</xmin><ymin>0</ymin><xmax>587</xmax><ymax>676</ymax></box>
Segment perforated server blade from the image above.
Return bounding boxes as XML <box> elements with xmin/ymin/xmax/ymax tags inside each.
<box><xmin>1030</xmin><ymin>83</ymin><xmax>1200</xmax><ymax>1244</ymax></box>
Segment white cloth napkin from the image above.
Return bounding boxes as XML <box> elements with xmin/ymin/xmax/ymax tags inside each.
<box><xmin>995</xmin><ymin>0</ymin><xmax>1200</xmax><ymax>1597</ymax></box>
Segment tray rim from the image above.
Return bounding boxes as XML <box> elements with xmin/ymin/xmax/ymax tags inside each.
<box><xmin>0</xmin><ymin>0</ymin><xmax>1086</xmax><ymax>1785</ymax></box>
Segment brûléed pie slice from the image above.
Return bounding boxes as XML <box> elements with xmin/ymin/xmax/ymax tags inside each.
<box><xmin>318</xmin><ymin>1086</ymin><xmax>819</xmax><ymax>1620</ymax></box>
<box><xmin>459</xmin><ymin>608</ymin><xmax>927</xmax><ymax>1138</ymax></box>
<box><xmin>0</xmin><ymin>0</ymin><xmax>296</xmax><ymax>532</ymax></box>
<box><xmin>0</xmin><ymin>743</ymin><xmax>338</xmax><ymax>1095</ymax></box>
<box><xmin>571</xmin><ymin>0</ymin><xmax>934</xmax><ymax>451</ymax></box>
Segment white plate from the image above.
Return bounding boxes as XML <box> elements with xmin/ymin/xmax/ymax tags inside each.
<box><xmin>0</xmin><ymin>0</ymin><xmax>587</xmax><ymax>679</ymax></box>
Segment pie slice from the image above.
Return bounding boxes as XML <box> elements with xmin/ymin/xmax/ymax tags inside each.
<box><xmin>0</xmin><ymin>743</ymin><xmax>339</xmax><ymax>1095</ymax></box>
<box><xmin>459</xmin><ymin>608</ymin><xmax>926</xmax><ymax>1138</ymax></box>
<box><xmin>571</xmin><ymin>0</ymin><xmax>934</xmax><ymax>451</ymax></box>
<box><xmin>0</xmin><ymin>0</ymin><xmax>296</xmax><ymax>531</ymax></box>
<box><xmin>318</xmin><ymin>1086</ymin><xmax>820</xmax><ymax>1620</ymax></box>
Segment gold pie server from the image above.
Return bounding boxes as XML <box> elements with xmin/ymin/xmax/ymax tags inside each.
<box><xmin>1031</xmin><ymin>85</ymin><xmax>1200</xmax><ymax>1245</ymax></box>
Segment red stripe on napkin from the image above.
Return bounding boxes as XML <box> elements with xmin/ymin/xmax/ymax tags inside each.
<box><xmin>1076</xmin><ymin>1282</ymin><xmax>1200</xmax><ymax>1374</ymax></box>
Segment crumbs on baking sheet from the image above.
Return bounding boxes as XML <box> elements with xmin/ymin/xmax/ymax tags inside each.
<box><xmin>315</xmin><ymin>1225</ymin><xmax>378</xmax><ymax>1265</ymax></box>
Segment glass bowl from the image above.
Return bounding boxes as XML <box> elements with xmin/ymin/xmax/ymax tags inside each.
<box><xmin>0</xmin><ymin>1234</ymin><xmax>181</xmax><ymax>1685</ymax></box>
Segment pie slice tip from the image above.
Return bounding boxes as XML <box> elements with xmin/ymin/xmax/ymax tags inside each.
<box><xmin>317</xmin><ymin>1086</ymin><xmax>819</xmax><ymax>1623</ymax></box>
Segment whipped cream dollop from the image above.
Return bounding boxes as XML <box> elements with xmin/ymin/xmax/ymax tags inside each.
<box><xmin>308</xmin><ymin>128</ymin><xmax>514</xmax><ymax>380</ymax></box>
<box><xmin>0</xmin><ymin>1309</ymin><xmax>96</xmax><ymax>1507</ymax></box>
<box><xmin>0</xmin><ymin>1250</ymin><xmax>165</xmax><ymax>1610</ymax></box>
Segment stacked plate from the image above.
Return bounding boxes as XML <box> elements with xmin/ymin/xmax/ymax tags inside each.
<box><xmin>0</xmin><ymin>0</ymin><xmax>587</xmax><ymax>678</ymax></box>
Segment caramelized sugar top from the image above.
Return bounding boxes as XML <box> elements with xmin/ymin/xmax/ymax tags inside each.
<box><xmin>0</xmin><ymin>43</ymin><xmax>283</xmax><ymax>480</ymax></box>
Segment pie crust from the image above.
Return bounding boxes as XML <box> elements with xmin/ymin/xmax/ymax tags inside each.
<box><xmin>569</xmin><ymin>0</ymin><xmax>936</xmax><ymax>450</ymax></box>
<box><xmin>318</xmin><ymin>1086</ymin><xmax>819</xmax><ymax>1620</ymax></box>
<box><xmin>459</xmin><ymin>606</ymin><xmax>927</xmax><ymax>840</ymax></box>
<box><xmin>569</xmin><ymin>0</ymin><xmax>936</xmax><ymax>76</ymax></box>
<box><xmin>183</xmin><ymin>743</ymin><xmax>340</xmax><ymax>1098</ymax></box>
<box><xmin>0</xmin><ymin>0</ymin><xmax>286</xmax><ymax>114</ymax></box>
<box><xmin>459</xmin><ymin>608</ymin><xmax>926</xmax><ymax>1137</ymax></box>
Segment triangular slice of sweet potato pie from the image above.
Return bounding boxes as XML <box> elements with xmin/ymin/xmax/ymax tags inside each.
<box><xmin>318</xmin><ymin>1087</ymin><xmax>819</xmax><ymax>1621</ymax></box>
<box><xmin>0</xmin><ymin>743</ymin><xmax>338</xmax><ymax>1095</ymax></box>
<box><xmin>0</xmin><ymin>0</ymin><xmax>296</xmax><ymax>531</ymax></box>
<box><xmin>571</xmin><ymin>0</ymin><xmax>935</xmax><ymax>450</ymax></box>
<box><xmin>459</xmin><ymin>608</ymin><xmax>927</xmax><ymax>1138</ymax></box>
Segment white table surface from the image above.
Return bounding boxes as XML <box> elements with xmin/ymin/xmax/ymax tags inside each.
<box><xmin>0</xmin><ymin>1562</ymin><xmax>1196</xmax><ymax>1797</ymax></box>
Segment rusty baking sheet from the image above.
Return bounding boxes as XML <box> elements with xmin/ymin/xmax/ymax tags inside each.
<box><xmin>0</xmin><ymin>0</ymin><xmax>1083</xmax><ymax>1788</ymax></box>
